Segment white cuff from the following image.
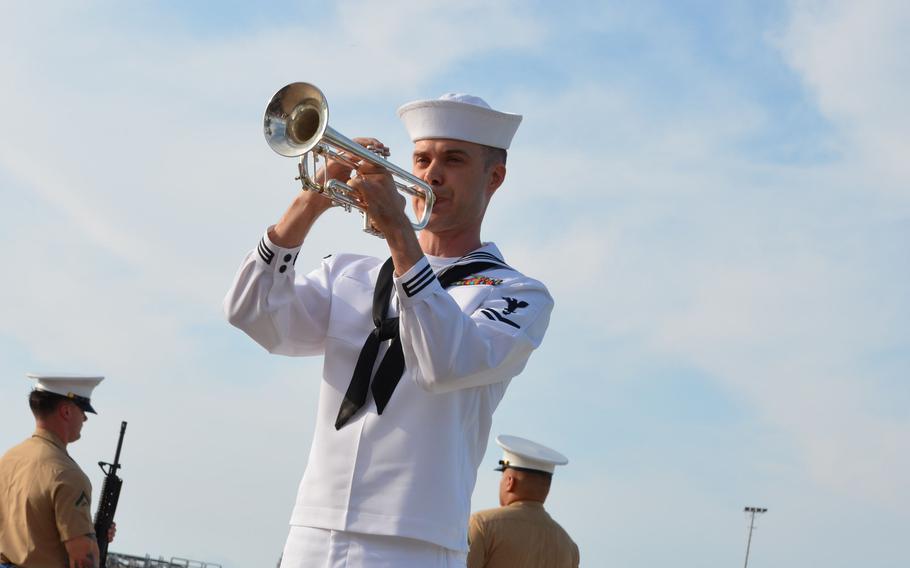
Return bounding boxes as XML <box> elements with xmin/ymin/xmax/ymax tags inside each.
<box><xmin>256</xmin><ymin>229</ymin><xmax>301</xmax><ymax>276</ymax></box>
<box><xmin>395</xmin><ymin>256</ymin><xmax>441</xmax><ymax>304</ymax></box>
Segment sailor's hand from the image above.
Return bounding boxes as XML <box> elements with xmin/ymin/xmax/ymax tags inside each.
<box><xmin>108</xmin><ymin>521</ymin><xmax>116</xmax><ymax>543</ymax></box>
<box><xmin>319</xmin><ymin>137</ymin><xmax>389</xmax><ymax>182</ymax></box>
<box><xmin>349</xmin><ymin>158</ymin><xmax>423</xmax><ymax>274</ymax></box>
<box><xmin>347</xmin><ymin>160</ymin><xmax>408</xmax><ymax>235</ymax></box>
<box><xmin>271</xmin><ymin>137</ymin><xmax>397</xmax><ymax>248</ymax></box>
<box><xmin>297</xmin><ymin>137</ymin><xmax>388</xmax><ymax>221</ymax></box>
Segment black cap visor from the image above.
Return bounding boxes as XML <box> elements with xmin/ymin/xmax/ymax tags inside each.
<box><xmin>66</xmin><ymin>393</ymin><xmax>97</xmax><ymax>414</ymax></box>
<box><xmin>495</xmin><ymin>460</ymin><xmax>552</xmax><ymax>477</ymax></box>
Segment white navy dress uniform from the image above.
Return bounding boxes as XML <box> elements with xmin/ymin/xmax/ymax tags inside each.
<box><xmin>225</xmin><ymin>93</ymin><xmax>554</xmax><ymax>567</ymax></box>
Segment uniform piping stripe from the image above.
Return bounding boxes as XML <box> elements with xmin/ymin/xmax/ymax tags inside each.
<box><xmin>404</xmin><ymin>275</ymin><xmax>436</xmax><ymax>297</ymax></box>
<box><xmin>480</xmin><ymin>309</ymin><xmax>520</xmax><ymax>329</ymax></box>
<box><xmin>458</xmin><ymin>251</ymin><xmax>506</xmax><ymax>265</ymax></box>
<box><xmin>461</xmin><ymin>251</ymin><xmax>502</xmax><ymax>262</ymax></box>
<box><xmin>439</xmin><ymin>259</ymin><xmax>509</xmax><ymax>282</ymax></box>
<box><xmin>403</xmin><ymin>265</ymin><xmax>434</xmax><ymax>292</ymax></box>
<box><xmin>258</xmin><ymin>239</ymin><xmax>275</xmax><ymax>264</ymax></box>
<box><xmin>403</xmin><ymin>266</ymin><xmax>436</xmax><ymax>297</ymax></box>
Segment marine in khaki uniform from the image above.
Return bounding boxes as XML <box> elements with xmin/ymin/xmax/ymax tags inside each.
<box><xmin>0</xmin><ymin>373</ymin><xmax>111</xmax><ymax>568</ymax></box>
<box><xmin>467</xmin><ymin>435</ymin><xmax>579</xmax><ymax>568</ymax></box>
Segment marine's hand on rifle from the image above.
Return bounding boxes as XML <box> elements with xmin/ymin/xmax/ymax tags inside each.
<box><xmin>64</xmin><ymin>534</ymin><xmax>100</xmax><ymax>568</ymax></box>
<box><xmin>107</xmin><ymin>521</ymin><xmax>117</xmax><ymax>543</ymax></box>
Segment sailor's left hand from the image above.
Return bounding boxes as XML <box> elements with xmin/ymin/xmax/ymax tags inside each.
<box><xmin>348</xmin><ymin>160</ymin><xmax>409</xmax><ymax>235</ymax></box>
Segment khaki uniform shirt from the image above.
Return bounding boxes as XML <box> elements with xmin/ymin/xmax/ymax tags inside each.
<box><xmin>0</xmin><ymin>429</ymin><xmax>94</xmax><ymax>567</ymax></box>
<box><xmin>467</xmin><ymin>501</ymin><xmax>579</xmax><ymax>568</ymax></box>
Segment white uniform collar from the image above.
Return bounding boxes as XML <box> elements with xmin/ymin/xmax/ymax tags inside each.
<box><xmin>426</xmin><ymin>243</ymin><xmax>506</xmax><ymax>271</ymax></box>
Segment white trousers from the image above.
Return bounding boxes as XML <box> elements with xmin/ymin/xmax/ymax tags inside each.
<box><xmin>279</xmin><ymin>526</ymin><xmax>467</xmax><ymax>568</ymax></box>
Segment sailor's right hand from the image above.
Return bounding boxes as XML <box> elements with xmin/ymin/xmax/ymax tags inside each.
<box><xmin>271</xmin><ymin>137</ymin><xmax>388</xmax><ymax>249</ymax></box>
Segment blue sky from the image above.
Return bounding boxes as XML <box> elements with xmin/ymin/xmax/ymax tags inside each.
<box><xmin>1</xmin><ymin>1</ymin><xmax>907</xmax><ymax>566</ymax></box>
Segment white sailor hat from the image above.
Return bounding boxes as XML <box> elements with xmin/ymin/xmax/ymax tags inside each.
<box><xmin>397</xmin><ymin>93</ymin><xmax>522</xmax><ymax>150</ymax></box>
<box><xmin>27</xmin><ymin>373</ymin><xmax>104</xmax><ymax>414</ymax></box>
<box><xmin>494</xmin><ymin>434</ymin><xmax>569</xmax><ymax>476</ymax></box>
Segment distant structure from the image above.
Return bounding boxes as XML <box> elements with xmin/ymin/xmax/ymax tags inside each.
<box><xmin>742</xmin><ymin>506</ymin><xmax>768</xmax><ymax>568</ymax></box>
<box><xmin>106</xmin><ymin>552</ymin><xmax>222</xmax><ymax>568</ymax></box>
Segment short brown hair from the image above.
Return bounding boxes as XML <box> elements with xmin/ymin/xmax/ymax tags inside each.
<box><xmin>29</xmin><ymin>389</ymin><xmax>68</xmax><ymax>418</ymax></box>
<box><xmin>482</xmin><ymin>145</ymin><xmax>508</xmax><ymax>169</ymax></box>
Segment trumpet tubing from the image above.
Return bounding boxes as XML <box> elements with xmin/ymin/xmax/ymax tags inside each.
<box><xmin>264</xmin><ymin>82</ymin><xmax>435</xmax><ymax>237</ymax></box>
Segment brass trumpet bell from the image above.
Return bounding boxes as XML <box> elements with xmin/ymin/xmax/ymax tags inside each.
<box><xmin>264</xmin><ymin>82</ymin><xmax>329</xmax><ymax>157</ymax></box>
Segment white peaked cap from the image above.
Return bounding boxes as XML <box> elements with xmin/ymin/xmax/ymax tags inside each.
<box><xmin>495</xmin><ymin>434</ymin><xmax>569</xmax><ymax>475</ymax></box>
<box><xmin>397</xmin><ymin>93</ymin><xmax>522</xmax><ymax>149</ymax></box>
<box><xmin>27</xmin><ymin>372</ymin><xmax>104</xmax><ymax>414</ymax></box>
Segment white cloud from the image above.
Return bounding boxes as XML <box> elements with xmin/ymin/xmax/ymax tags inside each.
<box><xmin>775</xmin><ymin>0</ymin><xmax>910</xmax><ymax>192</ymax></box>
<box><xmin>492</xmin><ymin>3</ymin><xmax>910</xmax><ymax>508</ymax></box>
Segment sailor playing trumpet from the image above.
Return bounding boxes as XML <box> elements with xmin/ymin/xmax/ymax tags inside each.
<box><xmin>225</xmin><ymin>87</ymin><xmax>553</xmax><ymax>567</ymax></box>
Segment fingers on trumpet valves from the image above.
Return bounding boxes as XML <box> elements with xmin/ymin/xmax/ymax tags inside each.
<box><xmin>364</xmin><ymin>143</ymin><xmax>391</xmax><ymax>158</ymax></box>
<box><xmin>352</xmin><ymin>137</ymin><xmax>389</xmax><ymax>155</ymax></box>
<box><xmin>352</xmin><ymin>159</ymin><xmax>391</xmax><ymax>178</ymax></box>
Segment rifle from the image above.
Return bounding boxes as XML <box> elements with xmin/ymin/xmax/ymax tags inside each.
<box><xmin>94</xmin><ymin>421</ymin><xmax>127</xmax><ymax>568</ymax></box>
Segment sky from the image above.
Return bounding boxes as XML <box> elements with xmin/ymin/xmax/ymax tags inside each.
<box><xmin>0</xmin><ymin>0</ymin><xmax>907</xmax><ymax>566</ymax></box>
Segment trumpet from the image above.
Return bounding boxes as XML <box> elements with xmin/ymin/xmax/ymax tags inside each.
<box><xmin>263</xmin><ymin>82</ymin><xmax>435</xmax><ymax>237</ymax></box>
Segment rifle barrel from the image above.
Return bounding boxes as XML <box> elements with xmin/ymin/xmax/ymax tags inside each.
<box><xmin>112</xmin><ymin>421</ymin><xmax>127</xmax><ymax>468</ymax></box>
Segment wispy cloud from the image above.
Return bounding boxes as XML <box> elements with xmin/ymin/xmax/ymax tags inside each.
<box><xmin>775</xmin><ymin>0</ymin><xmax>910</xmax><ymax>192</ymax></box>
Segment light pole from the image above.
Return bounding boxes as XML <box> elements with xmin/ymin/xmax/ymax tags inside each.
<box><xmin>743</xmin><ymin>506</ymin><xmax>767</xmax><ymax>568</ymax></box>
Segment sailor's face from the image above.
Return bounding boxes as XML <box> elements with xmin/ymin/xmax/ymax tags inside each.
<box><xmin>411</xmin><ymin>139</ymin><xmax>504</xmax><ymax>235</ymax></box>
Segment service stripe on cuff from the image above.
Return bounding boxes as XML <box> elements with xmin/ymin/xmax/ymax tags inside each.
<box><xmin>402</xmin><ymin>264</ymin><xmax>436</xmax><ymax>297</ymax></box>
<box><xmin>258</xmin><ymin>237</ymin><xmax>275</xmax><ymax>265</ymax></box>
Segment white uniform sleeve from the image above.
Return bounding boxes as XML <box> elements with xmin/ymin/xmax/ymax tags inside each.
<box><xmin>223</xmin><ymin>230</ymin><xmax>332</xmax><ymax>356</ymax></box>
<box><xmin>395</xmin><ymin>256</ymin><xmax>554</xmax><ymax>393</ymax></box>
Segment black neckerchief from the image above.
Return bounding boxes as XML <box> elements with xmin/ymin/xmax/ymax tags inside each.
<box><xmin>335</xmin><ymin>253</ymin><xmax>509</xmax><ymax>429</ymax></box>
